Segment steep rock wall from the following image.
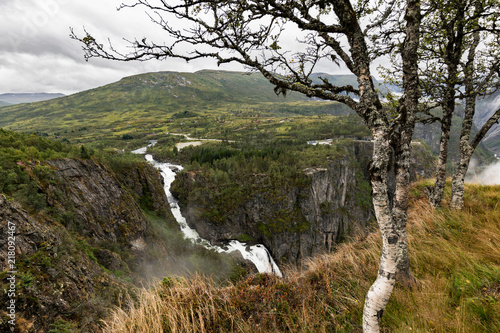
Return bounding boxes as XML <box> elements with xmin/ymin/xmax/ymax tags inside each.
<box><xmin>173</xmin><ymin>143</ymin><xmax>373</xmax><ymax>264</ymax></box>
<box><xmin>172</xmin><ymin>142</ymin><xmax>433</xmax><ymax>264</ymax></box>
<box><xmin>0</xmin><ymin>194</ymin><xmax>131</xmax><ymax>333</ymax></box>
<box><xmin>45</xmin><ymin>159</ymin><xmax>149</xmax><ymax>246</ymax></box>
<box><xmin>0</xmin><ymin>158</ymin><xmax>173</xmax><ymax>332</ymax></box>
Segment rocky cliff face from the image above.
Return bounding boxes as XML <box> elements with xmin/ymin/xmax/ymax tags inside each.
<box><xmin>41</xmin><ymin>158</ymin><xmax>178</xmax><ymax>274</ymax></box>
<box><xmin>45</xmin><ymin>159</ymin><xmax>149</xmax><ymax>245</ymax></box>
<box><xmin>0</xmin><ymin>154</ymin><xmax>252</xmax><ymax>332</ymax></box>
<box><xmin>414</xmin><ymin>107</ymin><xmax>496</xmax><ymax>166</ymax></box>
<box><xmin>475</xmin><ymin>90</ymin><xmax>500</xmax><ymax>154</ymax></box>
<box><xmin>0</xmin><ymin>158</ymin><xmax>173</xmax><ymax>332</ymax></box>
<box><xmin>175</xmin><ymin>152</ymin><xmax>371</xmax><ymax>263</ymax></box>
<box><xmin>0</xmin><ymin>194</ymin><xmax>131</xmax><ymax>333</ymax></box>
<box><xmin>172</xmin><ymin>142</ymin><xmax>434</xmax><ymax>264</ymax></box>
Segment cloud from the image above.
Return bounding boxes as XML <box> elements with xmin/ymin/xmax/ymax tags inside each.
<box><xmin>0</xmin><ymin>0</ymin><xmax>362</xmax><ymax>95</ymax></box>
<box><xmin>0</xmin><ymin>0</ymin><xmax>249</xmax><ymax>94</ymax></box>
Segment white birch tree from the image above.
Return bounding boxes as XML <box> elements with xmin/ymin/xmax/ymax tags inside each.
<box><xmin>418</xmin><ymin>0</ymin><xmax>500</xmax><ymax>209</ymax></box>
<box><xmin>72</xmin><ymin>0</ymin><xmax>421</xmax><ymax>331</ymax></box>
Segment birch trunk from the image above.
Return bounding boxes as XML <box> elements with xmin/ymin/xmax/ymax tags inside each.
<box><xmin>394</xmin><ymin>0</ymin><xmax>420</xmax><ymax>285</ymax></box>
<box><xmin>393</xmin><ymin>132</ymin><xmax>414</xmax><ymax>285</ymax></box>
<box><xmin>363</xmin><ymin>127</ymin><xmax>398</xmax><ymax>332</ymax></box>
<box><xmin>450</xmin><ymin>107</ymin><xmax>500</xmax><ymax>208</ymax></box>
<box><xmin>449</xmin><ymin>19</ymin><xmax>500</xmax><ymax>210</ymax></box>
<box><xmin>449</xmin><ymin>23</ymin><xmax>478</xmax><ymax>210</ymax></box>
<box><xmin>429</xmin><ymin>97</ymin><xmax>454</xmax><ymax>208</ymax></box>
<box><xmin>450</xmin><ymin>157</ymin><xmax>470</xmax><ymax>210</ymax></box>
<box><xmin>363</xmin><ymin>1</ymin><xmax>420</xmax><ymax>328</ymax></box>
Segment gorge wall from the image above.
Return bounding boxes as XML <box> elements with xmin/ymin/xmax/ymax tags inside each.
<box><xmin>0</xmin><ymin>157</ymin><xmax>176</xmax><ymax>332</ymax></box>
<box><xmin>172</xmin><ymin>142</ymin><xmax>434</xmax><ymax>264</ymax></box>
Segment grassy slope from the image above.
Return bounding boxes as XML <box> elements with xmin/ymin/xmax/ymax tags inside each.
<box><xmin>103</xmin><ymin>183</ymin><xmax>500</xmax><ymax>332</ymax></box>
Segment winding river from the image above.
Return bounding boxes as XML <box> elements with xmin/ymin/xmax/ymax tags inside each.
<box><xmin>132</xmin><ymin>144</ymin><xmax>282</xmax><ymax>276</ymax></box>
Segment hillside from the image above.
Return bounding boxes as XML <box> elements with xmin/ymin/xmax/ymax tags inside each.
<box><xmin>0</xmin><ymin>70</ymin><xmax>497</xmax><ymax>161</ymax></box>
<box><xmin>475</xmin><ymin>90</ymin><xmax>500</xmax><ymax>154</ymax></box>
<box><xmin>0</xmin><ymin>70</ymin><xmax>352</xmax><ymax>139</ymax></box>
<box><xmin>0</xmin><ymin>129</ymin><xmax>246</xmax><ymax>332</ymax></box>
<box><xmin>414</xmin><ymin>104</ymin><xmax>496</xmax><ymax>167</ymax></box>
<box><xmin>0</xmin><ymin>93</ymin><xmax>65</xmax><ymax>105</ymax></box>
<box><xmin>103</xmin><ymin>182</ymin><xmax>500</xmax><ymax>332</ymax></box>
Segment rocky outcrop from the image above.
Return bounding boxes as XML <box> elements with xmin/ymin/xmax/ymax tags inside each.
<box><xmin>0</xmin><ymin>150</ymin><xmax>263</xmax><ymax>331</ymax></box>
<box><xmin>45</xmin><ymin>159</ymin><xmax>149</xmax><ymax>245</ymax></box>
<box><xmin>0</xmin><ymin>158</ymin><xmax>176</xmax><ymax>332</ymax></box>
<box><xmin>119</xmin><ymin>162</ymin><xmax>171</xmax><ymax>215</ymax></box>
<box><xmin>172</xmin><ymin>141</ymin><xmax>434</xmax><ymax>264</ymax></box>
<box><xmin>39</xmin><ymin>158</ymin><xmax>178</xmax><ymax>272</ymax></box>
<box><xmin>177</xmin><ymin>158</ymin><xmax>370</xmax><ymax>263</ymax></box>
<box><xmin>0</xmin><ymin>194</ymin><xmax>131</xmax><ymax>333</ymax></box>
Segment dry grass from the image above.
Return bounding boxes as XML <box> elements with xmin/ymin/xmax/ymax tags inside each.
<box><xmin>103</xmin><ymin>183</ymin><xmax>500</xmax><ymax>332</ymax></box>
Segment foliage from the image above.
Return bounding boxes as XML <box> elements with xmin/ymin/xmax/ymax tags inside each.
<box><xmin>47</xmin><ymin>319</ymin><xmax>76</xmax><ymax>333</ymax></box>
<box><xmin>96</xmin><ymin>150</ymin><xmax>146</xmax><ymax>173</ymax></box>
<box><xmin>171</xmin><ymin>139</ymin><xmax>351</xmax><ymax>228</ymax></box>
<box><xmin>0</xmin><ymin>129</ymin><xmax>75</xmax><ymax>210</ymax></box>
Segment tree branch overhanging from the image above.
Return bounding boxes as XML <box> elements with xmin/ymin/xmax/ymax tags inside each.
<box><xmin>71</xmin><ymin>1</ymin><xmax>378</xmax><ymax>112</ymax></box>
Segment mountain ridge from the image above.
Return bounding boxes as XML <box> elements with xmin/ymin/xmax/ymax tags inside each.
<box><xmin>0</xmin><ymin>70</ymin><xmax>353</xmax><ymax>139</ymax></box>
<box><xmin>0</xmin><ymin>92</ymin><xmax>65</xmax><ymax>105</ymax></box>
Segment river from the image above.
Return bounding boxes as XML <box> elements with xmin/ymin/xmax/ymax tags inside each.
<box><xmin>132</xmin><ymin>145</ymin><xmax>282</xmax><ymax>276</ymax></box>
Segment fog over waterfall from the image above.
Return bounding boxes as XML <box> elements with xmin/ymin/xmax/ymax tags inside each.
<box><xmin>466</xmin><ymin>159</ymin><xmax>500</xmax><ymax>185</ymax></box>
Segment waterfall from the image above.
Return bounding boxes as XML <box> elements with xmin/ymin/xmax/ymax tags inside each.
<box><xmin>133</xmin><ymin>146</ymin><xmax>282</xmax><ymax>276</ymax></box>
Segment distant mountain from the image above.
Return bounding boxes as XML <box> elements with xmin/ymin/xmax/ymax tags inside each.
<box><xmin>475</xmin><ymin>90</ymin><xmax>500</xmax><ymax>154</ymax></box>
<box><xmin>4</xmin><ymin>70</ymin><xmax>495</xmax><ymax>157</ymax></box>
<box><xmin>415</xmin><ymin>104</ymin><xmax>496</xmax><ymax>167</ymax></box>
<box><xmin>0</xmin><ymin>93</ymin><xmax>65</xmax><ymax>105</ymax></box>
<box><xmin>0</xmin><ymin>70</ymin><xmax>354</xmax><ymax>134</ymax></box>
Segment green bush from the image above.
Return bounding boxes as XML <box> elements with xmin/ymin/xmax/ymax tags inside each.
<box><xmin>47</xmin><ymin>319</ymin><xmax>76</xmax><ymax>333</ymax></box>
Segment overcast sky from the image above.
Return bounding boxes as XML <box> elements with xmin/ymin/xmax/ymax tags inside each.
<box><xmin>0</xmin><ymin>0</ymin><xmax>362</xmax><ymax>96</ymax></box>
<box><xmin>0</xmin><ymin>0</ymin><xmax>250</xmax><ymax>95</ymax></box>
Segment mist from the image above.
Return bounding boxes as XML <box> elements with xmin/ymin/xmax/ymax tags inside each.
<box><xmin>466</xmin><ymin>159</ymin><xmax>500</xmax><ymax>185</ymax></box>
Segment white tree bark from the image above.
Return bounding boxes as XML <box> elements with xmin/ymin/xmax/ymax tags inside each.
<box><xmin>363</xmin><ymin>128</ymin><xmax>399</xmax><ymax>332</ymax></box>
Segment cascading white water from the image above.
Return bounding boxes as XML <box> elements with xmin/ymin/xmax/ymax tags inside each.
<box><xmin>132</xmin><ymin>146</ymin><xmax>282</xmax><ymax>276</ymax></box>
<box><xmin>131</xmin><ymin>140</ymin><xmax>158</xmax><ymax>154</ymax></box>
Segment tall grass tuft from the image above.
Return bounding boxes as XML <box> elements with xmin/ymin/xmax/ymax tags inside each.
<box><xmin>103</xmin><ymin>183</ymin><xmax>500</xmax><ymax>332</ymax></box>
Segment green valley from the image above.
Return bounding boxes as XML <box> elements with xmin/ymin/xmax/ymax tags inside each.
<box><xmin>0</xmin><ymin>70</ymin><xmax>357</xmax><ymax>150</ymax></box>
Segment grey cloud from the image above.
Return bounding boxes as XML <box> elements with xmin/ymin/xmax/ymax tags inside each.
<box><xmin>1</xmin><ymin>0</ymin><xmax>351</xmax><ymax>94</ymax></box>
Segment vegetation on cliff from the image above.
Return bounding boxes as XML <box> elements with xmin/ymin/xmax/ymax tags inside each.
<box><xmin>167</xmin><ymin>137</ymin><xmax>434</xmax><ymax>263</ymax></box>
<box><xmin>0</xmin><ymin>129</ymin><xmax>248</xmax><ymax>332</ymax></box>
<box><xmin>169</xmin><ymin>139</ymin><xmax>373</xmax><ymax>262</ymax></box>
<box><xmin>103</xmin><ymin>182</ymin><xmax>500</xmax><ymax>332</ymax></box>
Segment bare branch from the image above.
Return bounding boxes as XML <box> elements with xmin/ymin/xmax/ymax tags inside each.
<box><xmin>472</xmin><ymin>107</ymin><xmax>500</xmax><ymax>149</ymax></box>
